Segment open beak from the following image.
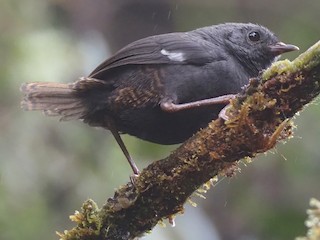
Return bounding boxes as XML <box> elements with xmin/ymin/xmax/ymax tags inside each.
<box><xmin>269</xmin><ymin>42</ymin><xmax>299</xmax><ymax>55</ymax></box>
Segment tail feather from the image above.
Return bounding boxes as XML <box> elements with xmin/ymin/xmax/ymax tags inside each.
<box><xmin>20</xmin><ymin>77</ymin><xmax>107</xmax><ymax>121</ymax></box>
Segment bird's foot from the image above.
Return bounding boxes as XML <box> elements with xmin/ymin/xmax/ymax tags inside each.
<box><xmin>129</xmin><ymin>172</ymin><xmax>140</xmax><ymax>186</ymax></box>
<box><xmin>218</xmin><ymin>104</ymin><xmax>232</xmax><ymax>121</ymax></box>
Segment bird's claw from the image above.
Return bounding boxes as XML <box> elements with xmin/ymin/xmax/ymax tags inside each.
<box><xmin>218</xmin><ymin>104</ymin><xmax>231</xmax><ymax>121</ymax></box>
<box><xmin>129</xmin><ymin>173</ymin><xmax>140</xmax><ymax>186</ymax></box>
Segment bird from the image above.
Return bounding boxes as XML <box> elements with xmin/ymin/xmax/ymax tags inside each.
<box><xmin>20</xmin><ymin>23</ymin><xmax>299</xmax><ymax>175</ymax></box>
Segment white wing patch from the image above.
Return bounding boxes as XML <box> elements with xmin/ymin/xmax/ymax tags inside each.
<box><xmin>160</xmin><ymin>49</ymin><xmax>186</xmax><ymax>62</ymax></box>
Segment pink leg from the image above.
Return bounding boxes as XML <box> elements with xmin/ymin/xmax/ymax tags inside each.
<box><xmin>160</xmin><ymin>94</ymin><xmax>235</xmax><ymax>113</ymax></box>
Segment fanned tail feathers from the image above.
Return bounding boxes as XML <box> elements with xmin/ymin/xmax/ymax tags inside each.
<box><xmin>20</xmin><ymin>77</ymin><xmax>106</xmax><ymax>121</ymax></box>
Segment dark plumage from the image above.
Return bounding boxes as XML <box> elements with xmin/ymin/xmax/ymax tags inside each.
<box><xmin>21</xmin><ymin>23</ymin><xmax>299</xmax><ymax>174</ymax></box>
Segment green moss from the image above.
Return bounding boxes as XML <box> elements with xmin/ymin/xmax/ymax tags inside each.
<box><xmin>296</xmin><ymin>198</ymin><xmax>320</xmax><ymax>240</ymax></box>
<box><xmin>57</xmin><ymin>199</ymin><xmax>102</xmax><ymax>240</ymax></box>
<box><xmin>262</xmin><ymin>59</ymin><xmax>295</xmax><ymax>80</ymax></box>
<box><xmin>263</xmin><ymin>40</ymin><xmax>320</xmax><ymax>81</ymax></box>
<box><xmin>293</xmin><ymin>40</ymin><xmax>320</xmax><ymax>71</ymax></box>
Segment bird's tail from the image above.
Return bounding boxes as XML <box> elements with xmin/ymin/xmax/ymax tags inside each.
<box><xmin>20</xmin><ymin>77</ymin><xmax>107</xmax><ymax>121</ymax></box>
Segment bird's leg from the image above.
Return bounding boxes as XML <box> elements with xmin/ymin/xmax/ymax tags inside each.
<box><xmin>160</xmin><ymin>94</ymin><xmax>236</xmax><ymax>113</ymax></box>
<box><xmin>107</xmin><ymin>120</ymin><xmax>140</xmax><ymax>175</ymax></box>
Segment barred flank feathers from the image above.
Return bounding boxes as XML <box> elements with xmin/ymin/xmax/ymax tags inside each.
<box><xmin>20</xmin><ymin>77</ymin><xmax>106</xmax><ymax>121</ymax></box>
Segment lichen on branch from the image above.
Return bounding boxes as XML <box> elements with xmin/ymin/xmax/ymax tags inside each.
<box><xmin>58</xmin><ymin>41</ymin><xmax>320</xmax><ymax>240</ymax></box>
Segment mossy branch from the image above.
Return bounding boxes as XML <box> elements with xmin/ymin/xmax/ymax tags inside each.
<box><xmin>58</xmin><ymin>41</ymin><xmax>320</xmax><ymax>240</ymax></box>
<box><xmin>296</xmin><ymin>198</ymin><xmax>320</xmax><ymax>240</ymax></box>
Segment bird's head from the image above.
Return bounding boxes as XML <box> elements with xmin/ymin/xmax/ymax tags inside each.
<box><xmin>222</xmin><ymin>23</ymin><xmax>299</xmax><ymax>75</ymax></box>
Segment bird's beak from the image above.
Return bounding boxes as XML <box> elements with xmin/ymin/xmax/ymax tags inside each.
<box><xmin>269</xmin><ymin>42</ymin><xmax>299</xmax><ymax>55</ymax></box>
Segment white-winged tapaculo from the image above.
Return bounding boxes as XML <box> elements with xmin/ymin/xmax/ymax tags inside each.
<box><xmin>21</xmin><ymin>23</ymin><xmax>299</xmax><ymax>174</ymax></box>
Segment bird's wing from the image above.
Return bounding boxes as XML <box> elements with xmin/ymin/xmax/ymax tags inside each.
<box><xmin>89</xmin><ymin>32</ymin><xmax>226</xmax><ymax>78</ymax></box>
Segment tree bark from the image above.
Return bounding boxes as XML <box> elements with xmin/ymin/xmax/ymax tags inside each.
<box><xmin>58</xmin><ymin>41</ymin><xmax>320</xmax><ymax>240</ymax></box>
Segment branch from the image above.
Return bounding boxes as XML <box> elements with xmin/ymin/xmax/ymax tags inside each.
<box><xmin>58</xmin><ymin>41</ymin><xmax>320</xmax><ymax>240</ymax></box>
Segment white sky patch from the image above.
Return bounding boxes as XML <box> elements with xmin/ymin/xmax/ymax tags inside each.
<box><xmin>161</xmin><ymin>49</ymin><xmax>186</xmax><ymax>62</ymax></box>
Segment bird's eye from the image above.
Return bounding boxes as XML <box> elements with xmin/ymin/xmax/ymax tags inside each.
<box><xmin>248</xmin><ymin>31</ymin><xmax>260</xmax><ymax>42</ymax></box>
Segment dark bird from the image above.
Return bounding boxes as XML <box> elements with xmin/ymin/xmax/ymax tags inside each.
<box><xmin>20</xmin><ymin>23</ymin><xmax>299</xmax><ymax>174</ymax></box>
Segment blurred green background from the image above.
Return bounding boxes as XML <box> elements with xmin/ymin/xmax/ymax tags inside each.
<box><xmin>0</xmin><ymin>0</ymin><xmax>319</xmax><ymax>239</ymax></box>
